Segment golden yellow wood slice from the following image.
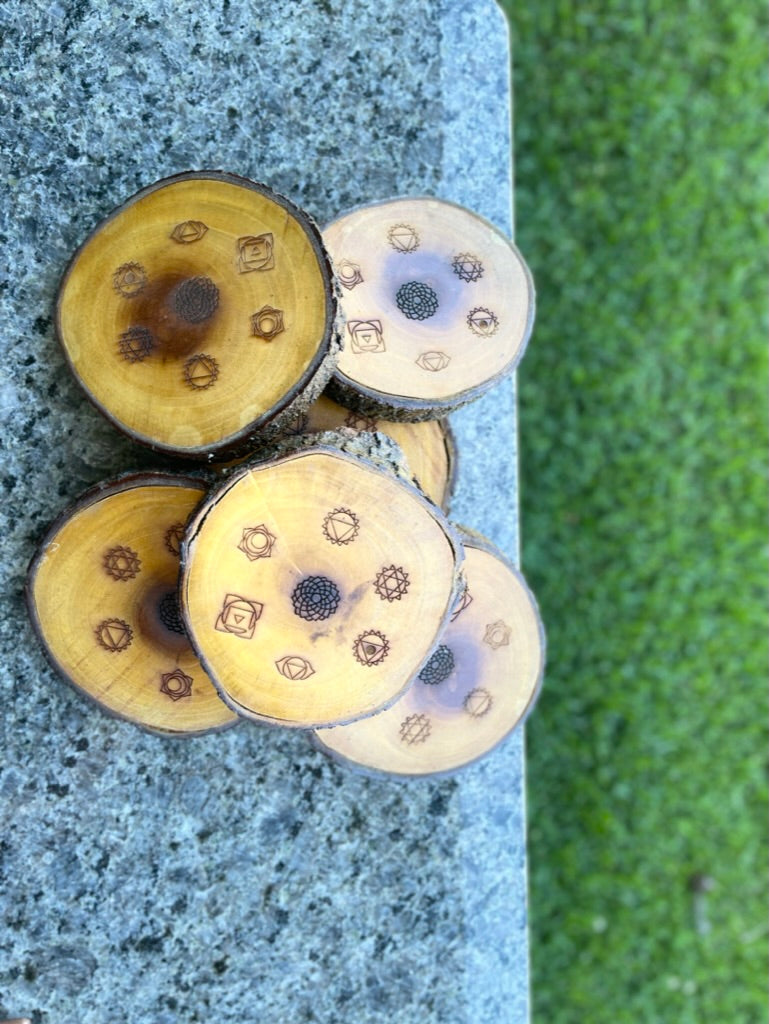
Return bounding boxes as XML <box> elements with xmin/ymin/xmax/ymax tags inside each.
<box><xmin>56</xmin><ymin>171</ymin><xmax>338</xmax><ymax>458</ymax></box>
<box><xmin>214</xmin><ymin>393</ymin><xmax>457</xmax><ymax>510</ymax></box>
<box><xmin>26</xmin><ymin>473</ymin><xmax>239</xmax><ymax>736</ymax></box>
<box><xmin>180</xmin><ymin>444</ymin><xmax>464</xmax><ymax>728</ymax></box>
<box><xmin>323</xmin><ymin>196</ymin><xmax>535</xmax><ymax>419</ymax></box>
<box><xmin>311</xmin><ymin>529</ymin><xmax>545</xmax><ymax>777</ymax></box>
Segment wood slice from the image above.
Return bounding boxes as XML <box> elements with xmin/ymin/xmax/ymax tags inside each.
<box><xmin>322</xmin><ymin>196</ymin><xmax>535</xmax><ymax>420</ymax></box>
<box><xmin>214</xmin><ymin>394</ymin><xmax>458</xmax><ymax>510</ymax></box>
<box><xmin>179</xmin><ymin>443</ymin><xmax>464</xmax><ymax>729</ymax></box>
<box><xmin>56</xmin><ymin>171</ymin><xmax>339</xmax><ymax>458</ymax></box>
<box><xmin>311</xmin><ymin>528</ymin><xmax>545</xmax><ymax>777</ymax></box>
<box><xmin>25</xmin><ymin>473</ymin><xmax>239</xmax><ymax>736</ymax></box>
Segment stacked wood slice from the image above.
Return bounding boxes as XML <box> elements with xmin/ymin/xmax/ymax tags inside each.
<box><xmin>27</xmin><ymin>171</ymin><xmax>544</xmax><ymax>773</ymax></box>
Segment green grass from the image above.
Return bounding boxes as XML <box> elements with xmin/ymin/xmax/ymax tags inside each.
<box><xmin>498</xmin><ymin>3</ymin><xmax>768</xmax><ymax>1021</ymax></box>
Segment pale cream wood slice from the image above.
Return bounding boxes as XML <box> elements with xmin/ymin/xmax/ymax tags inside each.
<box><xmin>312</xmin><ymin>528</ymin><xmax>545</xmax><ymax>777</ymax></box>
<box><xmin>26</xmin><ymin>473</ymin><xmax>239</xmax><ymax>736</ymax></box>
<box><xmin>180</xmin><ymin>444</ymin><xmax>465</xmax><ymax>729</ymax></box>
<box><xmin>56</xmin><ymin>171</ymin><xmax>339</xmax><ymax>458</ymax></box>
<box><xmin>323</xmin><ymin>196</ymin><xmax>535</xmax><ymax>419</ymax></box>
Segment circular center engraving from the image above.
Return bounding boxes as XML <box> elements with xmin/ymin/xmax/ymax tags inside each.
<box><xmin>291</xmin><ymin>576</ymin><xmax>341</xmax><ymax>622</ymax></box>
<box><xmin>158</xmin><ymin>590</ymin><xmax>186</xmax><ymax>635</ymax></box>
<box><xmin>172</xmin><ymin>276</ymin><xmax>220</xmax><ymax>323</ymax></box>
<box><xmin>395</xmin><ymin>280</ymin><xmax>439</xmax><ymax>321</ymax></box>
<box><xmin>418</xmin><ymin>644</ymin><xmax>455</xmax><ymax>685</ymax></box>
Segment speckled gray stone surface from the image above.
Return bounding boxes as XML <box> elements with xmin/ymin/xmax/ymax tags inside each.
<box><xmin>0</xmin><ymin>2</ymin><xmax>531</xmax><ymax>1022</ymax></box>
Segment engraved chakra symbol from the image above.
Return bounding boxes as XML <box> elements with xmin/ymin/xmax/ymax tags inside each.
<box><xmin>452</xmin><ymin>253</ymin><xmax>484</xmax><ymax>283</ymax></box>
<box><xmin>215</xmin><ymin>594</ymin><xmax>264</xmax><ymax>640</ymax></box>
<box><xmin>170</xmin><ymin>220</ymin><xmax>208</xmax><ymax>244</ymax></box>
<box><xmin>336</xmin><ymin>259</ymin><xmax>364</xmax><ymax>290</ymax></box>
<box><xmin>238</xmin><ymin>233</ymin><xmax>274</xmax><ymax>272</ymax></box>
<box><xmin>158</xmin><ymin>591</ymin><xmax>185</xmax><ymax>635</ymax></box>
<box><xmin>103</xmin><ymin>545</ymin><xmax>141</xmax><ymax>581</ymax></box>
<box><xmin>113</xmin><ymin>262</ymin><xmax>147</xmax><ymax>298</ymax></box>
<box><xmin>348</xmin><ymin>319</ymin><xmax>385</xmax><ymax>354</ymax></box>
<box><xmin>238</xmin><ymin>525</ymin><xmax>276</xmax><ymax>560</ymax></box>
<box><xmin>467</xmin><ymin>307</ymin><xmax>500</xmax><ymax>337</ymax></box>
<box><xmin>323</xmin><ymin>508</ymin><xmax>360</xmax><ymax>545</ymax></box>
<box><xmin>483</xmin><ymin>620</ymin><xmax>512</xmax><ymax>649</ymax></box>
<box><xmin>344</xmin><ymin>412</ymin><xmax>378</xmax><ymax>432</ymax></box>
<box><xmin>416</xmin><ymin>351</ymin><xmax>451</xmax><ymax>372</ymax></box>
<box><xmin>464</xmin><ymin>687</ymin><xmax>493</xmax><ymax>718</ymax></box>
<box><xmin>291</xmin><ymin>576</ymin><xmax>341</xmax><ymax>622</ymax></box>
<box><xmin>400</xmin><ymin>713</ymin><xmax>431</xmax><ymax>745</ymax></box>
<box><xmin>418</xmin><ymin>644</ymin><xmax>455</xmax><ymax>686</ymax></box>
<box><xmin>118</xmin><ymin>326</ymin><xmax>154</xmax><ymax>363</ymax></box>
<box><xmin>387</xmin><ymin>223</ymin><xmax>420</xmax><ymax>253</ymax></box>
<box><xmin>164</xmin><ymin>522</ymin><xmax>185</xmax><ymax>557</ymax></box>
<box><xmin>183</xmin><ymin>353</ymin><xmax>219</xmax><ymax>390</ymax></box>
<box><xmin>450</xmin><ymin>585</ymin><xmax>473</xmax><ymax>621</ymax></box>
<box><xmin>95</xmin><ymin>618</ymin><xmax>133</xmax><ymax>653</ymax></box>
<box><xmin>353</xmin><ymin>629</ymin><xmax>390</xmax><ymax>667</ymax></box>
<box><xmin>160</xmin><ymin>669</ymin><xmax>194</xmax><ymax>701</ymax></box>
<box><xmin>374</xmin><ymin>565</ymin><xmax>410</xmax><ymax>602</ymax></box>
<box><xmin>251</xmin><ymin>305</ymin><xmax>285</xmax><ymax>341</ymax></box>
<box><xmin>275</xmin><ymin>655</ymin><xmax>315</xmax><ymax>681</ymax></box>
<box><xmin>396</xmin><ymin>280</ymin><xmax>439</xmax><ymax>321</ymax></box>
<box><xmin>172</xmin><ymin>276</ymin><xmax>219</xmax><ymax>323</ymax></box>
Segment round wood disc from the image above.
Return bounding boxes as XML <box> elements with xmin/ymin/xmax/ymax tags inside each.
<box><xmin>215</xmin><ymin>394</ymin><xmax>457</xmax><ymax>510</ymax></box>
<box><xmin>311</xmin><ymin>529</ymin><xmax>545</xmax><ymax>777</ymax></box>
<box><xmin>56</xmin><ymin>171</ymin><xmax>338</xmax><ymax>457</ymax></box>
<box><xmin>323</xmin><ymin>196</ymin><xmax>535</xmax><ymax>418</ymax></box>
<box><xmin>180</xmin><ymin>444</ymin><xmax>464</xmax><ymax>728</ymax></box>
<box><xmin>26</xmin><ymin>473</ymin><xmax>239</xmax><ymax>736</ymax></box>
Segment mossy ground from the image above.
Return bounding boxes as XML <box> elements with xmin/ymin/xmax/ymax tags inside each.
<box><xmin>499</xmin><ymin>3</ymin><xmax>768</xmax><ymax>1021</ymax></box>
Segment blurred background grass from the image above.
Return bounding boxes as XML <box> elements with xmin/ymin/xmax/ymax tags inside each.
<box><xmin>496</xmin><ymin>2</ymin><xmax>768</xmax><ymax>1021</ymax></box>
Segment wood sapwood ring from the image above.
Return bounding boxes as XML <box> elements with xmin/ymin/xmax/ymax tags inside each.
<box><xmin>25</xmin><ymin>472</ymin><xmax>239</xmax><ymax>736</ymax></box>
<box><xmin>180</xmin><ymin>442</ymin><xmax>465</xmax><ymax>729</ymax></box>
<box><xmin>56</xmin><ymin>171</ymin><xmax>339</xmax><ymax>458</ymax></box>
<box><xmin>323</xmin><ymin>196</ymin><xmax>535</xmax><ymax>420</ymax></box>
<box><xmin>311</xmin><ymin>527</ymin><xmax>545</xmax><ymax>778</ymax></box>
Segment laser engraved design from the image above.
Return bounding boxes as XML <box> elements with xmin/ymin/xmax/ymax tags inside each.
<box><xmin>344</xmin><ymin>412</ymin><xmax>378</xmax><ymax>432</ymax></box>
<box><xmin>450</xmin><ymin>585</ymin><xmax>473</xmax><ymax>621</ymax></box>
<box><xmin>275</xmin><ymin>655</ymin><xmax>315</xmax><ymax>681</ymax></box>
<box><xmin>291</xmin><ymin>576</ymin><xmax>341</xmax><ymax>622</ymax></box>
<box><xmin>452</xmin><ymin>253</ymin><xmax>484</xmax><ymax>283</ymax></box>
<box><xmin>103</xmin><ymin>546</ymin><xmax>141</xmax><ymax>581</ymax></box>
<box><xmin>336</xmin><ymin>259</ymin><xmax>364</xmax><ymax>289</ymax></box>
<box><xmin>464</xmin><ymin>687</ymin><xmax>493</xmax><ymax>718</ymax></box>
<box><xmin>183</xmin><ymin>353</ymin><xmax>219</xmax><ymax>390</ymax></box>
<box><xmin>467</xmin><ymin>307</ymin><xmax>499</xmax><ymax>337</ymax></box>
<box><xmin>284</xmin><ymin>411</ymin><xmax>310</xmax><ymax>436</ymax></box>
<box><xmin>238</xmin><ymin>525</ymin><xmax>276</xmax><ymax>560</ymax></box>
<box><xmin>418</xmin><ymin>644</ymin><xmax>454</xmax><ymax>686</ymax></box>
<box><xmin>250</xmin><ymin>305</ymin><xmax>285</xmax><ymax>341</ymax></box>
<box><xmin>171</xmin><ymin>220</ymin><xmax>208</xmax><ymax>244</ymax></box>
<box><xmin>158</xmin><ymin>591</ymin><xmax>185</xmax><ymax>635</ymax></box>
<box><xmin>172</xmin><ymin>276</ymin><xmax>219</xmax><ymax>323</ymax></box>
<box><xmin>353</xmin><ymin>629</ymin><xmax>390</xmax><ymax>667</ymax></box>
<box><xmin>483</xmin><ymin>620</ymin><xmax>512</xmax><ymax>649</ymax></box>
<box><xmin>164</xmin><ymin>522</ymin><xmax>185</xmax><ymax>557</ymax></box>
<box><xmin>95</xmin><ymin>618</ymin><xmax>133</xmax><ymax>653</ymax></box>
<box><xmin>373</xmin><ymin>565</ymin><xmax>410</xmax><ymax>602</ymax></box>
<box><xmin>113</xmin><ymin>262</ymin><xmax>147</xmax><ymax>298</ymax></box>
<box><xmin>118</xmin><ymin>326</ymin><xmax>154</xmax><ymax>363</ymax></box>
<box><xmin>215</xmin><ymin>593</ymin><xmax>263</xmax><ymax>639</ymax></box>
<box><xmin>160</xmin><ymin>668</ymin><xmax>193</xmax><ymax>701</ymax></box>
<box><xmin>238</xmin><ymin>233</ymin><xmax>274</xmax><ymax>272</ymax></box>
<box><xmin>400</xmin><ymin>713</ymin><xmax>431</xmax><ymax>745</ymax></box>
<box><xmin>396</xmin><ymin>281</ymin><xmax>439</xmax><ymax>321</ymax></box>
<box><xmin>387</xmin><ymin>224</ymin><xmax>419</xmax><ymax>253</ymax></box>
<box><xmin>415</xmin><ymin>351</ymin><xmax>451</xmax><ymax>372</ymax></box>
<box><xmin>322</xmin><ymin>508</ymin><xmax>360</xmax><ymax>545</ymax></box>
<box><xmin>348</xmin><ymin>319</ymin><xmax>385</xmax><ymax>354</ymax></box>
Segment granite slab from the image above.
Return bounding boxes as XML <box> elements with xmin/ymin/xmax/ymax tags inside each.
<box><xmin>0</xmin><ymin>2</ymin><xmax>530</xmax><ymax>1021</ymax></box>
